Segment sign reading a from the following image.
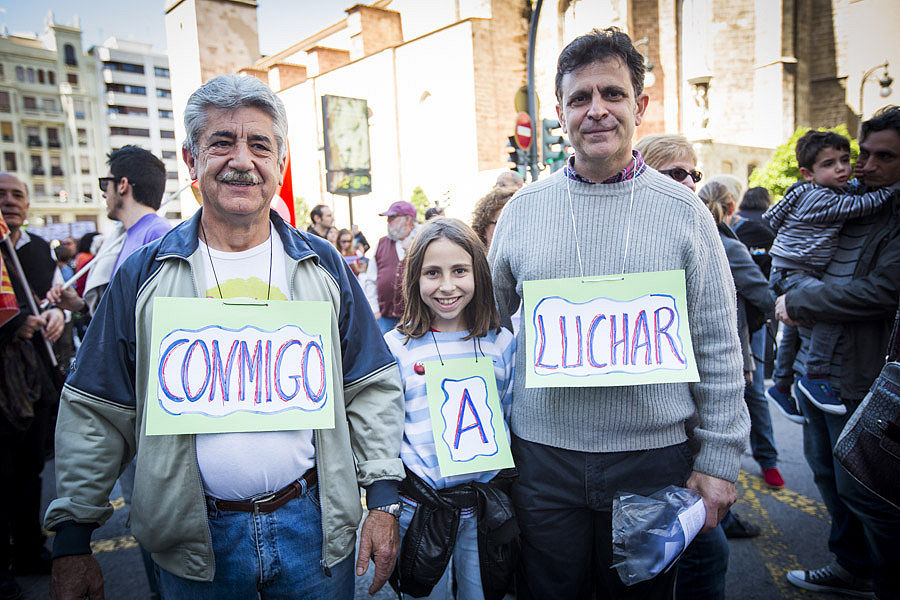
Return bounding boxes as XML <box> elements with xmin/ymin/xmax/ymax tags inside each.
<box><xmin>147</xmin><ymin>298</ymin><xmax>335</xmax><ymax>435</ymax></box>
<box><xmin>523</xmin><ymin>271</ymin><xmax>699</xmax><ymax>388</ymax></box>
<box><xmin>425</xmin><ymin>357</ymin><xmax>514</xmax><ymax>478</ymax></box>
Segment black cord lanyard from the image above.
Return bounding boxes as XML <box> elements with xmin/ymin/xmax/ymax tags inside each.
<box><xmin>199</xmin><ymin>217</ymin><xmax>273</xmax><ymax>301</ymax></box>
<box><xmin>428</xmin><ymin>330</ymin><xmax>485</xmax><ymax>366</ymax></box>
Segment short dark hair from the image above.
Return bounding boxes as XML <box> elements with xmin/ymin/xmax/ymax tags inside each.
<box><xmin>740</xmin><ymin>187</ymin><xmax>772</xmax><ymax>211</ymax></box>
<box><xmin>794</xmin><ymin>130</ymin><xmax>850</xmax><ymax>171</ymax></box>
<box><xmin>77</xmin><ymin>231</ymin><xmax>101</xmax><ymax>255</ymax></box>
<box><xmin>861</xmin><ymin>105</ymin><xmax>900</xmax><ymax>142</ymax></box>
<box><xmin>397</xmin><ymin>217</ymin><xmax>500</xmax><ymax>342</ymax></box>
<box><xmin>107</xmin><ymin>145</ymin><xmax>166</xmax><ymax>209</ymax></box>
<box><xmin>555</xmin><ymin>27</ymin><xmax>645</xmax><ymax>101</ymax></box>
<box><xmin>310</xmin><ymin>204</ymin><xmax>329</xmax><ymax>224</ymax></box>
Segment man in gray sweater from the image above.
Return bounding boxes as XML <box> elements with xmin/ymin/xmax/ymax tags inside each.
<box><xmin>489</xmin><ymin>28</ymin><xmax>749</xmax><ymax>599</ymax></box>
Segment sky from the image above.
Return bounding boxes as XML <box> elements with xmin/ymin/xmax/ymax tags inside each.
<box><xmin>0</xmin><ymin>0</ymin><xmax>351</xmax><ymax>55</ymax></box>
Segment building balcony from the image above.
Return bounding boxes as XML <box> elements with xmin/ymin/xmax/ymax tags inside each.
<box><xmin>27</xmin><ymin>136</ymin><xmax>42</xmax><ymax>147</ymax></box>
<box><xmin>106</xmin><ymin>91</ymin><xmax>149</xmax><ymax>107</ymax></box>
<box><xmin>31</xmin><ymin>167</ymin><xmax>45</xmax><ymax>176</ymax></box>
<box><xmin>2</xmin><ymin>135</ymin><xmax>13</xmax><ymax>142</ymax></box>
<box><xmin>50</xmin><ymin>167</ymin><xmax>64</xmax><ymax>177</ymax></box>
<box><xmin>47</xmin><ymin>140</ymin><xmax>61</xmax><ymax>148</ymax></box>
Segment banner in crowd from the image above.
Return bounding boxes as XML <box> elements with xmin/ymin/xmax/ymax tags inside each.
<box><xmin>0</xmin><ymin>213</ymin><xmax>18</xmax><ymax>328</ymax></box>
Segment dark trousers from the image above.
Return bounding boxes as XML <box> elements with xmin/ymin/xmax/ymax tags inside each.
<box><xmin>0</xmin><ymin>395</ymin><xmax>51</xmax><ymax>572</ymax></box>
<box><xmin>800</xmin><ymin>394</ymin><xmax>900</xmax><ymax>599</ymax></box>
<box><xmin>675</xmin><ymin>525</ymin><xmax>728</xmax><ymax>600</ymax></box>
<box><xmin>511</xmin><ymin>435</ymin><xmax>694</xmax><ymax>600</ymax></box>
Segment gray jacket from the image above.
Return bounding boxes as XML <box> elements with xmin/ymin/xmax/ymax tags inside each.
<box><xmin>45</xmin><ymin>211</ymin><xmax>405</xmax><ymax>580</ymax></box>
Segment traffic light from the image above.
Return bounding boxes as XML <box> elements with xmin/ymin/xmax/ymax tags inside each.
<box><xmin>542</xmin><ymin>119</ymin><xmax>568</xmax><ymax>170</ymax></box>
<box><xmin>506</xmin><ymin>135</ymin><xmax>526</xmax><ymax>175</ymax></box>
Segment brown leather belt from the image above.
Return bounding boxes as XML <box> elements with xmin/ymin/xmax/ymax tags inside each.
<box><xmin>207</xmin><ymin>468</ymin><xmax>317</xmax><ymax>514</ymax></box>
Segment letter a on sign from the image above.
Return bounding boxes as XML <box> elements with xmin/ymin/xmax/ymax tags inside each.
<box><xmin>425</xmin><ymin>356</ymin><xmax>514</xmax><ymax>477</ymax></box>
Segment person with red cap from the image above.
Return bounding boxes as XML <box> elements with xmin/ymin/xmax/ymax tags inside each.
<box><xmin>365</xmin><ymin>201</ymin><xmax>418</xmax><ymax>334</ymax></box>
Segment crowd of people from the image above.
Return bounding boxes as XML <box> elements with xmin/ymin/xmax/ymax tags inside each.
<box><xmin>0</xmin><ymin>25</ymin><xmax>898</xmax><ymax>600</ymax></box>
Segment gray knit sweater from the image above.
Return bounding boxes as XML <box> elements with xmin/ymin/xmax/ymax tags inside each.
<box><xmin>488</xmin><ymin>168</ymin><xmax>749</xmax><ymax>482</ymax></box>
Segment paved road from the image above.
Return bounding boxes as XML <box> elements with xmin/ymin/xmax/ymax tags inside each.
<box><xmin>20</xmin><ymin>395</ymin><xmax>836</xmax><ymax>599</ymax></box>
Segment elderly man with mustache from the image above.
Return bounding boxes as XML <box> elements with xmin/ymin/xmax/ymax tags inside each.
<box><xmin>45</xmin><ymin>74</ymin><xmax>405</xmax><ymax>600</ymax></box>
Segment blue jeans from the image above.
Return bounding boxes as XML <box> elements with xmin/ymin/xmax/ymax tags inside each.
<box><xmin>772</xmin><ymin>323</ymin><xmax>800</xmax><ymax>390</ymax></box>
<box><xmin>770</xmin><ymin>268</ymin><xmax>840</xmax><ymax>375</ymax></box>
<box><xmin>747</xmin><ymin>327</ymin><xmax>778</xmax><ymax>470</ymax></box>
<box><xmin>155</xmin><ymin>482</ymin><xmax>353</xmax><ymax>600</ymax></box>
<box><xmin>800</xmin><ymin>392</ymin><xmax>900</xmax><ymax>599</ymax></box>
<box><xmin>675</xmin><ymin>525</ymin><xmax>728</xmax><ymax>600</ymax></box>
<box><xmin>378</xmin><ymin>316</ymin><xmax>399</xmax><ymax>335</ymax></box>
<box><xmin>397</xmin><ymin>498</ymin><xmax>482</xmax><ymax>599</ymax></box>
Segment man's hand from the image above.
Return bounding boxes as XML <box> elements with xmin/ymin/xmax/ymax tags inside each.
<box><xmin>686</xmin><ymin>471</ymin><xmax>737</xmax><ymax>533</ymax></box>
<box><xmin>16</xmin><ymin>314</ymin><xmax>47</xmax><ymax>340</ymax></box>
<box><xmin>42</xmin><ymin>308</ymin><xmax>65</xmax><ymax>342</ymax></box>
<box><xmin>50</xmin><ymin>555</ymin><xmax>105</xmax><ymax>600</ymax></box>
<box><xmin>775</xmin><ymin>295</ymin><xmax>801</xmax><ymax>327</ymax></box>
<box><xmin>47</xmin><ymin>284</ymin><xmax>87</xmax><ymax>314</ymax></box>
<box><xmin>356</xmin><ymin>509</ymin><xmax>399</xmax><ymax>595</ymax></box>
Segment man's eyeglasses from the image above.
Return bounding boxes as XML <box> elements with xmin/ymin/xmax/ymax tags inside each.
<box><xmin>98</xmin><ymin>176</ymin><xmax>132</xmax><ymax>192</ymax></box>
<box><xmin>659</xmin><ymin>168</ymin><xmax>702</xmax><ymax>184</ymax></box>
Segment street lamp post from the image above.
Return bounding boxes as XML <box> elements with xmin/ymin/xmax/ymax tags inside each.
<box><xmin>859</xmin><ymin>61</ymin><xmax>893</xmax><ymax>133</ymax></box>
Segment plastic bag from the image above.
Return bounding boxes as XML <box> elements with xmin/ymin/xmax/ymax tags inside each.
<box><xmin>611</xmin><ymin>485</ymin><xmax>706</xmax><ymax>586</ymax></box>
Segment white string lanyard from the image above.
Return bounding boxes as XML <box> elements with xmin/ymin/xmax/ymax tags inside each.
<box><xmin>564</xmin><ymin>156</ymin><xmax>637</xmax><ymax>281</ymax></box>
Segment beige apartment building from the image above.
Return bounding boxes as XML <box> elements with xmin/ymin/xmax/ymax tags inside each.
<box><xmin>0</xmin><ymin>19</ymin><xmax>106</xmax><ymax>230</ymax></box>
<box><xmin>89</xmin><ymin>38</ymin><xmax>182</xmax><ymax>219</ymax></box>
<box><xmin>164</xmin><ymin>0</ymin><xmax>899</xmax><ymax>236</ymax></box>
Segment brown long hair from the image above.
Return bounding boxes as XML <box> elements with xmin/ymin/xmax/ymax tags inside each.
<box><xmin>397</xmin><ymin>217</ymin><xmax>500</xmax><ymax>342</ymax></box>
<box><xmin>698</xmin><ymin>181</ymin><xmax>734</xmax><ymax>225</ymax></box>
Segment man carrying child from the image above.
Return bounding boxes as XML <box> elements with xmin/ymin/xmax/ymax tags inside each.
<box><xmin>764</xmin><ymin>130</ymin><xmax>892</xmax><ymax>418</ymax></box>
<box><xmin>775</xmin><ymin>106</ymin><xmax>900</xmax><ymax>600</ymax></box>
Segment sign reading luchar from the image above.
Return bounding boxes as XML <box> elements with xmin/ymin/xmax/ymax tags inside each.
<box><xmin>146</xmin><ymin>297</ymin><xmax>335</xmax><ymax>435</ymax></box>
<box><xmin>523</xmin><ymin>271</ymin><xmax>699</xmax><ymax>388</ymax></box>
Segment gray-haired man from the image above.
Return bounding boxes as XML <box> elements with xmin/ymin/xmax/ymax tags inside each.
<box><xmin>46</xmin><ymin>75</ymin><xmax>405</xmax><ymax>599</ymax></box>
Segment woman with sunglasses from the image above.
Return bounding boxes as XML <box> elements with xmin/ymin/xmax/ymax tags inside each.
<box><xmin>635</xmin><ymin>133</ymin><xmax>703</xmax><ymax>191</ymax></box>
<box><xmin>635</xmin><ymin>133</ymin><xmax>771</xmax><ymax>600</ymax></box>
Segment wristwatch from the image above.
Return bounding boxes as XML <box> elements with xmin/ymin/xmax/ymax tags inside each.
<box><xmin>370</xmin><ymin>502</ymin><xmax>402</xmax><ymax>518</ymax></box>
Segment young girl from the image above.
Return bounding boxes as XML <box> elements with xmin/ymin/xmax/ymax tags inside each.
<box><xmin>383</xmin><ymin>217</ymin><xmax>518</xmax><ymax>600</ymax></box>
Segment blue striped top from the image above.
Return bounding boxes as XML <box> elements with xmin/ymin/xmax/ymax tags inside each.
<box><xmin>384</xmin><ymin>327</ymin><xmax>516</xmax><ymax>490</ymax></box>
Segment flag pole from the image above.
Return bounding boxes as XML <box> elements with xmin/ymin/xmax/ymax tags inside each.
<box><xmin>3</xmin><ymin>237</ymin><xmax>59</xmax><ymax>367</ymax></box>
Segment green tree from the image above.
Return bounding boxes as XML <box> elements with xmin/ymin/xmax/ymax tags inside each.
<box><xmin>410</xmin><ymin>186</ymin><xmax>432</xmax><ymax>220</ymax></box>
<box><xmin>749</xmin><ymin>124</ymin><xmax>859</xmax><ymax>202</ymax></box>
<box><xmin>293</xmin><ymin>196</ymin><xmax>310</xmax><ymax>228</ymax></box>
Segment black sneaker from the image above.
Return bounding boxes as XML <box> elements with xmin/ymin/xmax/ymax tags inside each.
<box><xmin>0</xmin><ymin>571</ymin><xmax>22</xmax><ymax>600</ymax></box>
<box><xmin>722</xmin><ymin>512</ymin><xmax>760</xmax><ymax>539</ymax></box>
<box><xmin>786</xmin><ymin>562</ymin><xmax>874</xmax><ymax>598</ymax></box>
<box><xmin>10</xmin><ymin>546</ymin><xmax>52</xmax><ymax>576</ymax></box>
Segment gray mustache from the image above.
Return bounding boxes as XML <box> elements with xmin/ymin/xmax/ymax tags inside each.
<box><xmin>218</xmin><ymin>171</ymin><xmax>260</xmax><ymax>184</ymax></box>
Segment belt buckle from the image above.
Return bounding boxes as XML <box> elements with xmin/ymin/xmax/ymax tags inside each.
<box><xmin>250</xmin><ymin>491</ymin><xmax>278</xmax><ymax>514</ymax></box>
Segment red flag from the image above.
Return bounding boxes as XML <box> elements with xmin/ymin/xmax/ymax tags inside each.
<box><xmin>190</xmin><ymin>179</ymin><xmax>202</xmax><ymax>205</ymax></box>
<box><xmin>271</xmin><ymin>142</ymin><xmax>295</xmax><ymax>227</ymax></box>
<box><xmin>0</xmin><ymin>213</ymin><xmax>19</xmax><ymax>327</ymax></box>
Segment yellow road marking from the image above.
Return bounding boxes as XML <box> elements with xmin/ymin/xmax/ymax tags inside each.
<box><xmin>736</xmin><ymin>473</ymin><xmax>807</xmax><ymax>597</ymax></box>
<box><xmin>738</xmin><ymin>472</ymin><xmax>829</xmax><ymax>519</ymax></box>
<box><xmin>91</xmin><ymin>535</ymin><xmax>138</xmax><ymax>554</ymax></box>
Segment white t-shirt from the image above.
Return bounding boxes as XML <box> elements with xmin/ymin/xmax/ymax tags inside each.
<box><xmin>195</xmin><ymin>225</ymin><xmax>315</xmax><ymax>500</ymax></box>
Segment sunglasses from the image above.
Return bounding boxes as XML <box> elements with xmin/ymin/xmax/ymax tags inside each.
<box><xmin>660</xmin><ymin>167</ymin><xmax>702</xmax><ymax>184</ymax></box>
<box><xmin>98</xmin><ymin>176</ymin><xmax>133</xmax><ymax>192</ymax></box>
